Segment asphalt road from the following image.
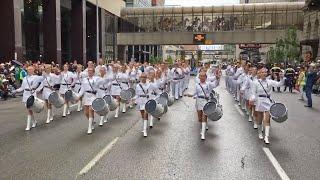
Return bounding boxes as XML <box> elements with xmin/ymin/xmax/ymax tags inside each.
<box><xmin>0</xmin><ymin>77</ymin><xmax>319</xmax><ymax>180</ymax></box>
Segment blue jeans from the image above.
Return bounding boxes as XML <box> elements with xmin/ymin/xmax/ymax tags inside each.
<box><xmin>305</xmin><ymin>87</ymin><xmax>312</xmax><ymax>107</ymax></box>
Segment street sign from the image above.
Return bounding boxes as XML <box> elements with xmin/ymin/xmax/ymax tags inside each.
<box><xmin>193</xmin><ymin>34</ymin><xmax>206</xmax><ymax>45</ymax></box>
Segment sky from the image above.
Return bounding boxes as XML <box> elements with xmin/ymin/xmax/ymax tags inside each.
<box><xmin>165</xmin><ymin>0</ymin><xmax>240</xmax><ymax>6</ymax></box>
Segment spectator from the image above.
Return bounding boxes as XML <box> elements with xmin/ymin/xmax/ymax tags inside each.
<box><xmin>304</xmin><ymin>64</ymin><xmax>318</xmax><ymax>108</ymax></box>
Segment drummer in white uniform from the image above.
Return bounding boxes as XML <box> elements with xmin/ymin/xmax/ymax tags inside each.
<box><xmin>74</xmin><ymin>64</ymin><xmax>84</xmax><ymax>112</ymax></box>
<box><xmin>13</xmin><ymin>65</ymin><xmax>44</xmax><ymax>131</ymax></box>
<box><xmin>40</xmin><ymin>64</ymin><xmax>56</xmax><ymax>124</ymax></box>
<box><xmin>171</xmin><ymin>62</ymin><xmax>183</xmax><ymax>100</ymax></box>
<box><xmin>59</xmin><ymin>64</ymin><xmax>75</xmax><ymax>117</ymax></box>
<box><xmin>249</xmin><ymin>67</ymin><xmax>285</xmax><ymax>144</ymax></box>
<box><xmin>96</xmin><ymin>66</ymin><xmax>112</xmax><ymax>126</ymax></box>
<box><xmin>76</xmin><ymin>67</ymin><xmax>106</xmax><ymax>134</ymax></box>
<box><xmin>186</xmin><ymin>70</ymin><xmax>220</xmax><ymax>140</ymax></box>
<box><xmin>110</xmin><ymin>65</ymin><xmax>121</xmax><ymax>118</ymax></box>
<box><xmin>135</xmin><ymin>73</ymin><xmax>158</xmax><ymax>137</ymax></box>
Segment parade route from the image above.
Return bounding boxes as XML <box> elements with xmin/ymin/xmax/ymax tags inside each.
<box><xmin>0</xmin><ymin>78</ymin><xmax>319</xmax><ymax>180</ymax></box>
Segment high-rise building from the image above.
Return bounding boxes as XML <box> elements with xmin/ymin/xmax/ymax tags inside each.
<box><xmin>240</xmin><ymin>0</ymin><xmax>304</xmax><ymax>3</ymax></box>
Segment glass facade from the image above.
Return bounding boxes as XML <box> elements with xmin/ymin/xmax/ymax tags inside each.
<box><xmin>61</xmin><ymin>0</ymin><xmax>72</xmax><ymax>63</ymax></box>
<box><xmin>119</xmin><ymin>3</ymin><xmax>304</xmax><ymax>33</ymax></box>
<box><xmin>105</xmin><ymin>12</ymin><xmax>117</xmax><ymax>62</ymax></box>
<box><xmin>22</xmin><ymin>0</ymin><xmax>43</xmax><ymax>61</ymax></box>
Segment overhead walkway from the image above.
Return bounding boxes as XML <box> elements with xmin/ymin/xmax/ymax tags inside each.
<box><xmin>117</xmin><ymin>2</ymin><xmax>304</xmax><ymax>45</ymax></box>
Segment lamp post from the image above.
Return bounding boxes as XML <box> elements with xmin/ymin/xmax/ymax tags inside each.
<box><xmin>96</xmin><ymin>0</ymin><xmax>99</xmax><ymax>64</ymax></box>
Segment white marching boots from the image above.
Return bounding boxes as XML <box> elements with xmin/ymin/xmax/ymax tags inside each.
<box><xmin>62</xmin><ymin>104</ymin><xmax>67</xmax><ymax>117</ymax></box>
<box><xmin>104</xmin><ymin>114</ymin><xmax>108</xmax><ymax>123</ymax></box>
<box><xmin>46</xmin><ymin>109</ymin><xmax>51</xmax><ymax>124</ymax></box>
<box><xmin>253</xmin><ymin>122</ymin><xmax>258</xmax><ymax>129</ymax></box>
<box><xmin>264</xmin><ymin>126</ymin><xmax>270</xmax><ymax>144</ymax></box>
<box><xmin>201</xmin><ymin>122</ymin><xmax>206</xmax><ymax>140</ymax></box>
<box><xmin>99</xmin><ymin>116</ymin><xmax>104</xmax><ymax>126</ymax></box>
<box><xmin>122</xmin><ymin>103</ymin><xmax>126</xmax><ymax>113</ymax></box>
<box><xmin>25</xmin><ymin>115</ymin><xmax>32</xmax><ymax>131</ymax></box>
<box><xmin>143</xmin><ymin>120</ymin><xmax>148</xmax><ymax>137</ymax></box>
<box><xmin>248</xmin><ymin>115</ymin><xmax>253</xmax><ymax>122</ymax></box>
<box><xmin>77</xmin><ymin>101</ymin><xmax>82</xmax><ymax>112</ymax></box>
<box><xmin>114</xmin><ymin>107</ymin><xmax>119</xmax><ymax>118</ymax></box>
<box><xmin>149</xmin><ymin>116</ymin><xmax>154</xmax><ymax>128</ymax></box>
<box><xmin>87</xmin><ymin>118</ymin><xmax>93</xmax><ymax>134</ymax></box>
<box><xmin>50</xmin><ymin>109</ymin><xmax>54</xmax><ymax>121</ymax></box>
<box><xmin>31</xmin><ymin>114</ymin><xmax>37</xmax><ymax>128</ymax></box>
<box><xmin>67</xmin><ymin>104</ymin><xmax>71</xmax><ymax>115</ymax></box>
<box><xmin>258</xmin><ymin>124</ymin><xmax>263</xmax><ymax>140</ymax></box>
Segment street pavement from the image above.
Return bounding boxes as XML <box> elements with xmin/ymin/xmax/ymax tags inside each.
<box><xmin>0</xmin><ymin>77</ymin><xmax>319</xmax><ymax>180</ymax></box>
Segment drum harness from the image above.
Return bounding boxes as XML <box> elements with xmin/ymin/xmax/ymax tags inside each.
<box><xmin>86</xmin><ymin>78</ymin><xmax>97</xmax><ymax>95</ymax></box>
<box><xmin>258</xmin><ymin>80</ymin><xmax>275</xmax><ymax>104</ymax></box>
<box><xmin>44</xmin><ymin>75</ymin><xmax>54</xmax><ymax>91</ymax></box>
<box><xmin>138</xmin><ymin>84</ymin><xmax>149</xmax><ymax>99</ymax></box>
<box><xmin>25</xmin><ymin>76</ymin><xmax>40</xmax><ymax>94</ymax></box>
<box><xmin>198</xmin><ymin>83</ymin><xmax>209</xmax><ymax>101</ymax></box>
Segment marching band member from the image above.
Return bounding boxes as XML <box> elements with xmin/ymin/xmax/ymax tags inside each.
<box><xmin>59</xmin><ymin>64</ymin><xmax>75</xmax><ymax>117</ymax></box>
<box><xmin>13</xmin><ymin>65</ymin><xmax>44</xmax><ymax>131</ymax></box>
<box><xmin>135</xmin><ymin>73</ymin><xmax>158</xmax><ymax>137</ymax></box>
<box><xmin>240</xmin><ymin>66</ymin><xmax>253</xmax><ymax>120</ymax></box>
<box><xmin>171</xmin><ymin>62</ymin><xmax>183</xmax><ymax>100</ymax></box>
<box><xmin>110</xmin><ymin>65</ymin><xmax>122</xmax><ymax>118</ymax></box>
<box><xmin>40</xmin><ymin>64</ymin><xmax>56</xmax><ymax>123</ymax></box>
<box><xmin>118</xmin><ymin>65</ymin><xmax>130</xmax><ymax>113</ymax></box>
<box><xmin>76</xmin><ymin>67</ymin><xmax>106</xmax><ymax>134</ymax></box>
<box><xmin>186</xmin><ymin>70</ymin><xmax>220</xmax><ymax>140</ymax></box>
<box><xmin>96</xmin><ymin>66</ymin><xmax>112</xmax><ymax>126</ymax></box>
<box><xmin>128</xmin><ymin>63</ymin><xmax>138</xmax><ymax>108</ymax></box>
<box><xmin>249</xmin><ymin>67</ymin><xmax>285</xmax><ymax>144</ymax></box>
<box><xmin>74</xmin><ymin>64</ymin><xmax>83</xmax><ymax>112</ymax></box>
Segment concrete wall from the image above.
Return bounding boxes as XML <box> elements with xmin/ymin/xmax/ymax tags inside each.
<box><xmin>117</xmin><ymin>30</ymin><xmax>303</xmax><ymax>45</ymax></box>
<box><xmin>87</xmin><ymin>0</ymin><xmax>125</xmax><ymax>16</ymax></box>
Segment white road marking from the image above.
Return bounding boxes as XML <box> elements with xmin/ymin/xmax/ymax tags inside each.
<box><xmin>234</xmin><ymin>104</ymin><xmax>245</xmax><ymax>116</ymax></box>
<box><xmin>263</xmin><ymin>147</ymin><xmax>291</xmax><ymax>180</ymax></box>
<box><xmin>78</xmin><ymin>137</ymin><xmax>119</xmax><ymax>176</ymax></box>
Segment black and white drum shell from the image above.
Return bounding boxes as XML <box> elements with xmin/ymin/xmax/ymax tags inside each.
<box><xmin>92</xmin><ymin>98</ymin><xmax>109</xmax><ymax>116</ymax></box>
<box><xmin>208</xmin><ymin>104</ymin><xmax>223</xmax><ymax>121</ymax></box>
<box><xmin>65</xmin><ymin>90</ymin><xmax>78</xmax><ymax>103</ymax></box>
<box><xmin>160</xmin><ymin>92</ymin><xmax>169</xmax><ymax>100</ymax></box>
<box><xmin>48</xmin><ymin>91</ymin><xmax>64</xmax><ymax>108</ymax></box>
<box><xmin>145</xmin><ymin>99</ymin><xmax>165</xmax><ymax>118</ymax></box>
<box><xmin>120</xmin><ymin>90</ymin><xmax>131</xmax><ymax>103</ymax></box>
<box><xmin>127</xmin><ymin>88</ymin><xmax>136</xmax><ymax>98</ymax></box>
<box><xmin>203</xmin><ymin>101</ymin><xmax>217</xmax><ymax>116</ymax></box>
<box><xmin>155</xmin><ymin>96</ymin><xmax>168</xmax><ymax>114</ymax></box>
<box><xmin>209</xmin><ymin>96</ymin><xmax>218</xmax><ymax>105</ymax></box>
<box><xmin>269</xmin><ymin>103</ymin><xmax>288</xmax><ymax>123</ymax></box>
<box><xmin>103</xmin><ymin>95</ymin><xmax>118</xmax><ymax>111</ymax></box>
<box><xmin>26</xmin><ymin>95</ymin><xmax>45</xmax><ymax>113</ymax></box>
<box><xmin>167</xmin><ymin>95</ymin><xmax>174</xmax><ymax>106</ymax></box>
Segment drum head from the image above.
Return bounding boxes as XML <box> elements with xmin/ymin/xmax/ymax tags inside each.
<box><xmin>203</xmin><ymin>101</ymin><xmax>217</xmax><ymax>116</ymax></box>
<box><xmin>64</xmin><ymin>90</ymin><xmax>73</xmax><ymax>101</ymax></box>
<box><xmin>160</xmin><ymin>92</ymin><xmax>169</xmax><ymax>100</ymax></box>
<box><xmin>26</xmin><ymin>95</ymin><xmax>35</xmax><ymax>109</ymax></box>
<box><xmin>103</xmin><ymin>95</ymin><xmax>112</xmax><ymax>104</ymax></box>
<box><xmin>270</xmin><ymin>103</ymin><xmax>286</xmax><ymax>117</ymax></box>
<box><xmin>145</xmin><ymin>100</ymin><xmax>157</xmax><ymax>113</ymax></box>
<box><xmin>48</xmin><ymin>92</ymin><xmax>59</xmax><ymax>102</ymax></box>
<box><xmin>128</xmin><ymin>88</ymin><xmax>135</xmax><ymax>98</ymax></box>
<box><xmin>120</xmin><ymin>90</ymin><xmax>131</xmax><ymax>101</ymax></box>
<box><xmin>92</xmin><ymin>98</ymin><xmax>106</xmax><ymax>112</ymax></box>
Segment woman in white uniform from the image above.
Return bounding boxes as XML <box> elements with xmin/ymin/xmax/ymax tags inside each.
<box><xmin>110</xmin><ymin>65</ymin><xmax>121</xmax><ymax>118</ymax></box>
<box><xmin>59</xmin><ymin>64</ymin><xmax>75</xmax><ymax>117</ymax></box>
<box><xmin>118</xmin><ymin>65</ymin><xmax>130</xmax><ymax>113</ymax></box>
<box><xmin>135</xmin><ymin>73</ymin><xmax>158</xmax><ymax>137</ymax></box>
<box><xmin>186</xmin><ymin>70</ymin><xmax>219</xmax><ymax>140</ymax></box>
<box><xmin>74</xmin><ymin>64</ymin><xmax>84</xmax><ymax>112</ymax></box>
<box><xmin>13</xmin><ymin>66</ymin><xmax>44</xmax><ymax>131</ymax></box>
<box><xmin>76</xmin><ymin>67</ymin><xmax>105</xmax><ymax>134</ymax></box>
<box><xmin>40</xmin><ymin>64</ymin><xmax>55</xmax><ymax>124</ymax></box>
<box><xmin>249</xmin><ymin>68</ymin><xmax>285</xmax><ymax>144</ymax></box>
<box><xmin>96</xmin><ymin>66</ymin><xmax>112</xmax><ymax>126</ymax></box>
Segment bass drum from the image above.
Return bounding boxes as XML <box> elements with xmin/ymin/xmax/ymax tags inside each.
<box><xmin>92</xmin><ymin>98</ymin><xmax>109</xmax><ymax>116</ymax></box>
<box><xmin>155</xmin><ymin>96</ymin><xmax>168</xmax><ymax>114</ymax></box>
<box><xmin>48</xmin><ymin>91</ymin><xmax>64</xmax><ymax>108</ymax></box>
<box><xmin>145</xmin><ymin>99</ymin><xmax>165</xmax><ymax>118</ymax></box>
<box><xmin>269</xmin><ymin>103</ymin><xmax>288</xmax><ymax>123</ymax></box>
<box><xmin>120</xmin><ymin>90</ymin><xmax>131</xmax><ymax>103</ymax></box>
<box><xmin>26</xmin><ymin>95</ymin><xmax>45</xmax><ymax>113</ymax></box>
<box><xmin>127</xmin><ymin>88</ymin><xmax>136</xmax><ymax>99</ymax></box>
<box><xmin>203</xmin><ymin>101</ymin><xmax>217</xmax><ymax>116</ymax></box>
<box><xmin>207</xmin><ymin>104</ymin><xmax>223</xmax><ymax>121</ymax></box>
<box><xmin>65</xmin><ymin>90</ymin><xmax>78</xmax><ymax>103</ymax></box>
<box><xmin>103</xmin><ymin>95</ymin><xmax>118</xmax><ymax>111</ymax></box>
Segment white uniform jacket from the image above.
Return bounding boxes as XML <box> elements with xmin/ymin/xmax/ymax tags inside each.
<box><xmin>15</xmin><ymin>75</ymin><xmax>44</xmax><ymax>103</ymax></box>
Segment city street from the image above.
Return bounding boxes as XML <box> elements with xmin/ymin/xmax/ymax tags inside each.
<box><xmin>0</xmin><ymin>77</ymin><xmax>319</xmax><ymax>180</ymax></box>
